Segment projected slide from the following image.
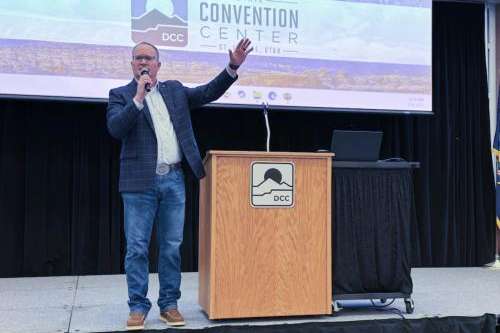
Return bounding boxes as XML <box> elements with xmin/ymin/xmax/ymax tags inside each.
<box><xmin>0</xmin><ymin>0</ymin><xmax>432</xmax><ymax>112</ymax></box>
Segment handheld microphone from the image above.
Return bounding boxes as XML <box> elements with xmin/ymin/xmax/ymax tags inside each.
<box><xmin>140</xmin><ymin>68</ymin><xmax>151</xmax><ymax>92</ymax></box>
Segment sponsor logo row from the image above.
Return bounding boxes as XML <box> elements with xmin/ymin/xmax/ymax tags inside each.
<box><xmin>223</xmin><ymin>90</ymin><xmax>293</xmax><ymax>102</ymax></box>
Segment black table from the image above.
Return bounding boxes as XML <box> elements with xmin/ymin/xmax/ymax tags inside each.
<box><xmin>332</xmin><ymin>161</ymin><xmax>419</xmax><ymax>313</ymax></box>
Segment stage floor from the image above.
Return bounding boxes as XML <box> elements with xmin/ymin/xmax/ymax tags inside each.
<box><xmin>0</xmin><ymin>267</ymin><xmax>498</xmax><ymax>333</ymax></box>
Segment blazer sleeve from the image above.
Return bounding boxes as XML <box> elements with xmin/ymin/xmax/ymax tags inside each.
<box><xmin>184</xmin><ymin>69</ymin><xmax>237</xmax><ymax>110</ymax></box>
<box><xmin>106</xmin><ymin>88</ymin><xmax>142</xmax><ymax>139</ymax></box>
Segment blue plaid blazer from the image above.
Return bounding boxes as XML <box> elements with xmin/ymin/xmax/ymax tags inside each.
<box><xmin>106</xmin><ymin>69</ymin><xmax>237</xmax><ymax>192</ymax></box>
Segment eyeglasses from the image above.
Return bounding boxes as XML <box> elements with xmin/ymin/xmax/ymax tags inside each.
<box><xmin>133</xmin><ymin>55</ymin><xmax>156</xmax><ymax>62</ymax></box>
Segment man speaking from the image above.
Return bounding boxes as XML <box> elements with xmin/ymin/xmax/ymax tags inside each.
<box><xmin>106</xmin><ymin>38</ymin><xmax>253</xmax><ymax>330</ymax></box>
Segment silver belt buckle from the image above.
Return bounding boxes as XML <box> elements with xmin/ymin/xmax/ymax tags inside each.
<box><xmin>156</xmin><ymin>163</ymin><xmax>170</xmax><ymax>175</ymax></box>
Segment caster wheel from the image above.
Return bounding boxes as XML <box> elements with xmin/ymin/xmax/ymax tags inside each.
<box><xmin>333</xmin><ymin>301</ymin><xmax>343</xmax><ymax>312</ymax></box>
<box><xmin>404</xmin><ymin>298</ymin><xmax>415</xmax><ymax>314</ymax></box>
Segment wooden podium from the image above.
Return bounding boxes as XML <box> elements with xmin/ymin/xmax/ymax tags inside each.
<box><xmin>198</xmin><ymin>151</ymin><xmax>333</xmax><ymax>319</ymax></box>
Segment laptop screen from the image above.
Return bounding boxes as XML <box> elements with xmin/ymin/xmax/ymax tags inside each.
<box><xmin>331</xmin><ymin>130</ymin><xmax>383</xmax><ymax>161</ymax></box>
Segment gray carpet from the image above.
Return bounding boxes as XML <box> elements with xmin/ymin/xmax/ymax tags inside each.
<box><xmin>0</xmin><ymin>267</ymin><xmax>498</xmax><ymax>333</ymax></box>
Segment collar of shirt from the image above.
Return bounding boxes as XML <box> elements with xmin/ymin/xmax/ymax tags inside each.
<box><xmin>149</xmin><ymin>81</ymin><xmax>159</xmax><ymax>93</ymax></box>
<box><xmin>134</xmin><ymin>79</ymin><xmax>159</xmax><ymax>92</ymax></box>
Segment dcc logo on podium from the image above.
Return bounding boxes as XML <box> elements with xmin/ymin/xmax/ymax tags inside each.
<box><xmin>131</xmin><ymin>0</ymin><xmax>188</xmax><ymax>47</ymax></box>
<box><xmin>251</xmin><ymin>162</ymin><xmax>294</xmax><ymax>208</ymax></box>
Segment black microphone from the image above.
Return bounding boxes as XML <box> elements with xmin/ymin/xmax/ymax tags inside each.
<box><xmin>140</xmin><ymin>68</ymin><xmax>151</xmax><ymax>92</ymax></box>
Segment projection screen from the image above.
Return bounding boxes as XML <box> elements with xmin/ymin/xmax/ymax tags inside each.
<box><xmin>0</xmin><ymin>0</ymin><xmax>432</xmax><ymax>113</ymax></box>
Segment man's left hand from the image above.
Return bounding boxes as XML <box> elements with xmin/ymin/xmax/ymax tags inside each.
<box><xmin>228</xmin><ymin>38</ymin><xmax>253</xmax><ymax>67</ymax></box>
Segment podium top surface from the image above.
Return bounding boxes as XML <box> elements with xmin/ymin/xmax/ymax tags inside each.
<box><xmin>204</xmin><ymin>150</ymin><xmax>334</xmax><ymax>162</ymax></box>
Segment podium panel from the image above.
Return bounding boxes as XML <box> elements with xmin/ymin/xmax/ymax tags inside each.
<box><xmin>198</xmin><ymin>151</ymin><xmax>332</xmax><ymax>319</ymax></box>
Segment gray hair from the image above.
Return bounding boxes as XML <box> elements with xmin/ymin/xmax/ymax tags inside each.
<box><xmin>132</xmin><ymin>42</ymin><xmax>160</xmax><ymax>61</ymax></box>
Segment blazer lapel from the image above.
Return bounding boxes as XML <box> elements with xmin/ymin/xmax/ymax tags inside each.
<box><xmin>125</xmin><ymin>80</ymin><xmax>155</xmax><ymax>131</ymax></box>
<box><xmin>159</xmin><ymin>81</ymin><xmax>177</xmax><ymax>122</ymax></box>
<box><xmin>142</xmin><ymin>102</ymin><xmax>155</xmax><ymax>132</ymax></box>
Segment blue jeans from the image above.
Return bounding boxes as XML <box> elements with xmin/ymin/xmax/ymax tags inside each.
<box><xmin>121</xmin><ymin>169</ymin><xmax>185</xmax><ymax>315</ymax></box>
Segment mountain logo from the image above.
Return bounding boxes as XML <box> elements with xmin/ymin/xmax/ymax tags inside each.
<box><xmin>251</xmin><ymin>162</ymin><xmax>294</xmax><ymax>208</ymax></box>
<box><xmin>131</xmin><ymin>0</ymin><xmax>188</xmax><ymax>47</ymax></box>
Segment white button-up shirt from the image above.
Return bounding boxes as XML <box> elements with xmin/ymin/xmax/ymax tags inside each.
<box><xmin>132</xmin><ymin>67</ymin><xmax>237</xmax><ymax>170</ymax></box>
<box><xmin>133</xmin><ymin>82</ymin><xmax>182</xmax><ymax>167</ymax></box>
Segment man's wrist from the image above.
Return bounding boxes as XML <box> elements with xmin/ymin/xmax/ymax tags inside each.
<box><xmin>133</xmin><ymin>96</ymin><xmax>144</xmax><ymax>110</ymax></box>
<box><xmin>225</xmin><ymin>65</ymin><xmax>238</xmax><ymax>79</ymax></box>
<box><xmin>228</xmin><ymin>63</ymin><xmax>239</xmax><ymax>70</ymax></box>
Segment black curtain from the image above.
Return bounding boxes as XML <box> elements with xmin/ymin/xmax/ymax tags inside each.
<box><xmin>0</xmin><ymin>2</ymin><xmax>495</xmax><ymax>277</ymax></box>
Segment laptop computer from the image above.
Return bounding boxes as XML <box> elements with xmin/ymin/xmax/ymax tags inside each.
<box><xmin>330</xmin><ymin>130</ymin><xmax>383</xmax><ymax>161</ymax></box>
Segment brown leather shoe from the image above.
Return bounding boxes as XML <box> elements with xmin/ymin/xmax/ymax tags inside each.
<box><xmin>126</xmin><ymin>312</ymin><xmax>145</xmax><ymax>331</ymax></box>
<box><xmin>160</xmin><ymin>308</ymin><xmax>185</xmax><ymax>326</ymax></box>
